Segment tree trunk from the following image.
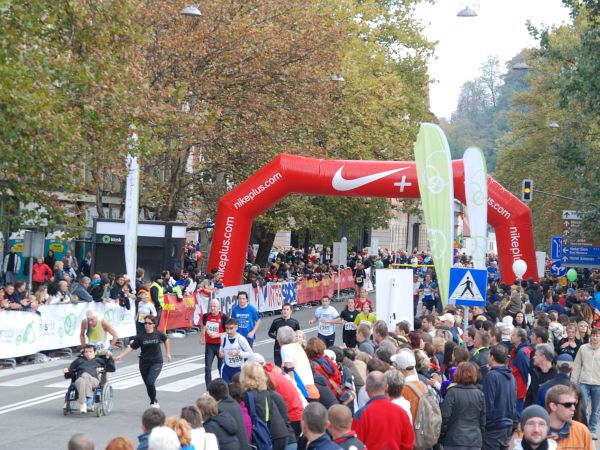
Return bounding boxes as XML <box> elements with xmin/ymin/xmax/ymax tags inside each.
<box><xmin>255</xmin><ymin>228</ymin><xmax>276</xmax><ymax>268</ymax></box>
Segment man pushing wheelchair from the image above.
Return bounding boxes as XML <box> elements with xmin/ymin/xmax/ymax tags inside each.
<box><xmin>63</xmin><ymin>344</ymin><xmax>115</xmax><ymax>414</ymax></box>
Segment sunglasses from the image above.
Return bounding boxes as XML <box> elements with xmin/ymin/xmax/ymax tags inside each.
<box><xmin>144</xmin><ymin>322</ymin><xmax>155</xmax><ymax>325</ymax></box>
<box><xmin>225</xmin><ymin>326</ymin><xmax>236</xmax><ymax>330</ymax></box>
<box><xmin>557</xmin><ymin>401</ymin><xmax>578</xmax><ymax>408</ymax></box>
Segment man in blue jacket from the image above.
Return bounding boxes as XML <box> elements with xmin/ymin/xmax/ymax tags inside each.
<box><xmin>482</xmin><ymin>344</ymin><xmax>518</xmax><ymax>450</ymax></box>
<box><xmin>137</xmin><ymin>407</ymin><xmax>165</xmax><ymax>450</ymax></box>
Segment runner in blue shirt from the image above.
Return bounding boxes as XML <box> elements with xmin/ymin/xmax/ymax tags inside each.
<box><xmin>230</xmin><ymin>291</ymin><xmax>261</xmax><ymax>348</ymax></box>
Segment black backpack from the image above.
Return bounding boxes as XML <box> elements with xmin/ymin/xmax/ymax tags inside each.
<box><xmin>245</xmin><ymin>391</ymin><xmax>273</xmax><ymax>450</ymax></box>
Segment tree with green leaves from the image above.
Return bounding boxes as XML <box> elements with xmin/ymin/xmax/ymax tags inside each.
<box><xmin>0</xmin><ymin>0</ymin><xmax>147</xmax><ymax>235</ymax></box>
<box><xmin>496</xmin><ymin>0</ymin><xmax>599</xmax><ymax>251</ymax></box>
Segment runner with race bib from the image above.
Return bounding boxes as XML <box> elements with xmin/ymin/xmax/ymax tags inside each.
<box><xmin>339</xmin><ymin>297</ymin><xmax>359</xmax><ymax>348</ymax></box>
<box><xmin>219</xmin><ymin>318</ymin><xmax>253</xmax><ymax>382</ymax></box>
<box><xmin>201</xmin><ymin>298</ymin><xmax>228</xmax><ymax>387</ymax></box>
<box><xmin>309</xmin><ymin>295</ymin><xmax>340</xmax><ymax>348</ymax></box>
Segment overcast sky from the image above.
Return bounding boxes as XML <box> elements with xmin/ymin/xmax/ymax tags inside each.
<box><xmin>414</xmin><ymin>0</ymin><xmax>572</xmax><ymax>119</ymax></box>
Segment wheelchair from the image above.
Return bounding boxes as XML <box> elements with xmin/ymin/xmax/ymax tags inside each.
<box><xmin>63</xmin><ymin>366</ymin><xmax>114</xmax><ymax>417</ymax></box>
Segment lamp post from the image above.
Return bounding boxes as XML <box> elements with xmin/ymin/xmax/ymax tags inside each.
<box><xmin>181</xmin><ymin>4</ymin><xmax>201</xmax><ymax>17</ymax></box>
<box><xmin>456</xmin><ymin>5</ymin><xmax>478</xmax><ymax>17</ymax></box>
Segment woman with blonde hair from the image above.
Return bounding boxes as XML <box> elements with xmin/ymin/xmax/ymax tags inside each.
<box><xmin>35</xmin><ymin>286</ymin><xmax>49</xmax><ymax>305</ymax></box>
<box><xmin>577</xmin><ymin>320</ymin><xmax>591</xmax><ymax>344</ymax></box>
<box><xmin>240</xmin><ymin>361</ymin><xmax>296</xmax><ymax>450</ymax></box>
<box><xmin>53</xmin><ymin>260</ymin><xmax>65</xmax><ymax>282</ymax></box>
<box><xmin>165</xmin><ymin>416</ymin><xmax>195</xmax><ymax>450</ymax></box>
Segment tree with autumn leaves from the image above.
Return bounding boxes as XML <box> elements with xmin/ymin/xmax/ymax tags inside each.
<box><xmin>1</xmin><ymin>0</ymin><xmax>433</xmax><ymax>265</ymax></box>
<box><xmin>139</xmin><ymin>0</ymin><xmax>434</xmax><ymax>263</ymax></box>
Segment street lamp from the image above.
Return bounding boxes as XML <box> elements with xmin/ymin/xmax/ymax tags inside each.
<box><xmin>511</xmin><ymin>62</ymin><xmax>529</xmax><ymax>70</ymax></box>
<box><xmin>457</xmin><ymin>5</ymin><xmax>478</xmax><ymax>17</ymax></box>
<box><xmin>181</xmin><ymin>4</ymin><xmax>201</xmax><ymax>17</ymax></box>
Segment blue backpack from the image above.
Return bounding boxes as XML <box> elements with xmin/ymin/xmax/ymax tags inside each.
<box><xmin>245</xmin><ymin>391</ymin><xmax>273</xmax><ymax>450</ymax></box>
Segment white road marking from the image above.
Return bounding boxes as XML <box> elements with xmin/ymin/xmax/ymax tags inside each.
<box><xmin>111</xmin><ymin>363</ymin><xmax>204</xmax><ymax>390</ymax></box>
<box><xmin>158</xmin><ymin>369</ymin><xmax>219</xmax><ymax>392</ymax></box>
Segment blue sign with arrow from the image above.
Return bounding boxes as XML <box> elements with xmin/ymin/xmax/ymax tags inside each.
<box><xmin>449</xmin><ymin>268</ymin><xmax>487</xmax><ymax>307</ymax></box>
<box><xmin>549</xmin><ymin>260</ymin><xmax>566</xmax><ymax>277</ymax></box>
<box><xmin>551</xmin><ymin>236</ymin><xmax>563</xmax><ymax>260</ymax></box>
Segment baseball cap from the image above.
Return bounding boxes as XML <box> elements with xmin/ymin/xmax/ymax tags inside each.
<box><xmin>324</xmin><ymin>349</ymin><xmax>337</xmax><ymax>362</ymax></box>
<box><xmin>557</xmin><ymin>353</ymin><xmax>574</xmax><ymax>367</ymax></box>
<box><xmin>391</xmin><ymin>350</ymin><xmax>416</xmax><ymax>370</ymax></box>
<box><xmin>440</xmin><ymin>313</ymin><xmax>455</xmax><ymax>325</ymax></box>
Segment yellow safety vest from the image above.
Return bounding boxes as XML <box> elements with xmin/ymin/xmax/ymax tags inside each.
<box><xmin>151</xmin><ymin>281</ymin><xmax>164</xmax><ymax>307</ymax></box>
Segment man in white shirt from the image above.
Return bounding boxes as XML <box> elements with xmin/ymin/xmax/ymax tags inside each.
<box><xmin>309</xmin><ymin>295</ymin><xmax>339</xmax><ymax>348</ymax></box>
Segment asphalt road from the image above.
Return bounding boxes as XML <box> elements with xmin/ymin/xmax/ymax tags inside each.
<box><xmin>0</xmin><ymin>299</ymin><xmax>348</xmax><ymax>450</ymax></box>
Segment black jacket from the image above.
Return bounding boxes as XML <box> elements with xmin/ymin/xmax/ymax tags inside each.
<box><xmin>470</xmin><ymin>347</ymin><xmax>490</xmax><ymax>380</ymax></box>
<box><xmin>218</xmin><ymin>396</ymin><xmax>251</xmax><ymax>450</ymax></box>
<box><xmin>88</xmin><ymin>284</ymin><xmax>104</xmax><ymax>302</ymax></box>
<box><xmin>268</xmin><ymin>317</ymin><xmax>300</xmax><ymax>350</ymax></box>
<box><xmin>525</xmin><ymin>366</ymin><xmax>557</xmax><ymax>408</ymax></box>
<box><xmin>482</xmin><ymin>365</ymin><xmax>517</xmax><ymax>431</ymax></box>
<box><xmin>440</xmin><ymin>384</ymin><xmax>486</xmax><ymax>447</ymax></box>
<box><xmin>203</xmin><ymin>412</ymin><xmax>240</xmax><ymax>450</ymax></box>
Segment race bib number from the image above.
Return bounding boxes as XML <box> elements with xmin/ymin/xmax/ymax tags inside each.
<box><xmin>355</xmin><ymin>277</ymin><xmax>363</xmax><ymax>283</ymax></box>
<box><xmin>228</xmin><ymin>354</ymin><xmax>243</xmax><ymax>365</ymax></box>
<box><xmin>319</xmin><ymin>321</ymin><xmax>333</xmax><ymax>335</ymax></box>
<box><xmin>344</xmin><ymin>322</ymin><xmax>356</xmax><ymax>331</ymax></box>
<box><xmin>205</xmin><ymin>321</ymin><xmax>220</xmax><ymax>335</ymax></box>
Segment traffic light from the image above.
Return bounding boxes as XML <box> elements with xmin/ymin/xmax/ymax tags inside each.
<box><xmin>522</xmin><ymin>179</ymin><xmax>533</xmax><ymax>202</ymax></box>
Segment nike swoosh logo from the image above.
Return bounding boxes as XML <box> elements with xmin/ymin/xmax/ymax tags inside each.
<box><xmin>332</xmin><ymin>166</ymin><xmax>409</xmax><ymax>191</ymax></box>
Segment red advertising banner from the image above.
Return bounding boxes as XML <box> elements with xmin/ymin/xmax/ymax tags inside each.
<box><xmin>296</xmin><ymin>269</ymin><xmax>355</xmax><ymax>305</ymax></box>
<box><xmin>157</xmin><ymin>294</ymin><xmax>198</xmax><ymax>332</ymax></box>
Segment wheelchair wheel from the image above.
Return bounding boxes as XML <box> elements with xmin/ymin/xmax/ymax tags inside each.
<box><xmin>63</xmin><ymin>402</ymin><xmax>70</xmax><ymax>415</ymax></box>
<box><xmin>101</xmin><ymin>384</ymin><xmax>114</xmax><ymax>415</ymax></box>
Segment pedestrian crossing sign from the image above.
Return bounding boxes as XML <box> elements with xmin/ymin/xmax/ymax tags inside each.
<box><xmin>448</xmin><ymin>268</ymin><xmax>487</xmax><ymax>306</ymax></box>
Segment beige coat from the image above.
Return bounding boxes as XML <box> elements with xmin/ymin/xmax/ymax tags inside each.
<box><xmin>572</xmin><ymin>343</ymin><xmax>600</xmax><ymax>385</ymax></box>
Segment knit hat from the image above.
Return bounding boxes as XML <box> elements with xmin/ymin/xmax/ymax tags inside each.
<box><xmin>520</xmin><ymin>405</ymin><xmax>550</xmax><ymax>428</ymax></box>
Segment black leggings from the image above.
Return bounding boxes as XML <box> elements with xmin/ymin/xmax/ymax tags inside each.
<box><xmin>139</xmin><ymin>361</ymin><xmax>162</xmax><ymax>404</ymax></box>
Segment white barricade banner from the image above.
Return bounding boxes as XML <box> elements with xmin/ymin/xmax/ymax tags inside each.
<box><xmin>0</xmin><ymin>301</ymin><xmax>136</xmax><ymax>359</ymax></box>
<box><xmin>0</xmin><ymin>311</ymin><xmax>42</xmax><ymax>359</ymax></box>
<box><xmin>213</xmin><ymin>284</ymin><xmax>253</xmax><ymax>316</ymax></box>
<box><xmin>260</xmin><ymin>282</ymin><xmax>297</xmax><ymax>312</ymax></box>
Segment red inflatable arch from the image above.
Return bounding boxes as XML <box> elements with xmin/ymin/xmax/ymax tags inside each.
<box><xmin>207</xmin><ymin>154</ymin><xmax>537</xmax><ymax>286</ymax></box>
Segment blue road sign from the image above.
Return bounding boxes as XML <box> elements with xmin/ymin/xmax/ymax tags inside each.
<box><xmin>449</xmin><ymin>268</ymin><xmax>487</xmax><ymax>307</ymax></box>
<box><xmin>549</xmin><ymin>260</ymin><xmax>567</xmax><ymax>277</ymax></box>
<box><xmin>563</xmin><ymin>246</ymin><xmax>600</xmax><ymax>256</ymax></box>
<box><xmin>561</xmin><ymin>246</ymin><xmax>600</xmax><ymax>268</ymax></box>
<box><xmin>551</xmin><ymin>236</ymin><xmax>563</xmax><ymax>260</ymax></box>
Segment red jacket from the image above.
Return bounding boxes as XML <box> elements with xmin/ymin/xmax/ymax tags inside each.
<box><xmin>32</xmin><ymin>263</ymin><xmax>53</xmax><ymax>284</ymax></box>
<box><xmin>265</xmin><ymin>364</ymin><xmax>304</xmax><ymax>422</ymax></box>
<box><xmin>352</xmin><ymin>395</ymin><xmax>414</xmax><ymax>450</ymax></box>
